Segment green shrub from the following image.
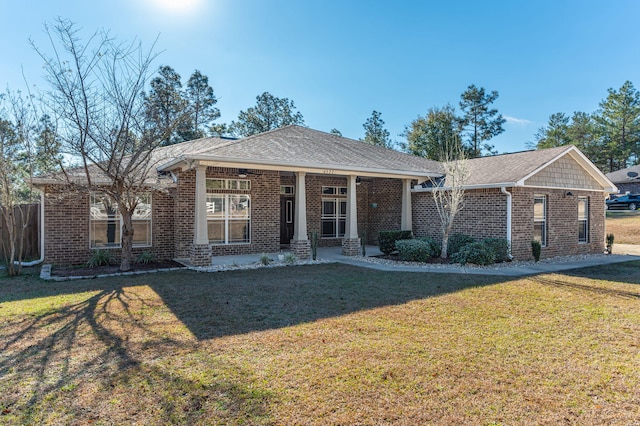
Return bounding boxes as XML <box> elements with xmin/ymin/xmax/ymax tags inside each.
<box><xmin>396</xmin><ymin>239</ymin><xmax>439</xmax><ymax>262</ymax></box>
<box><xmin>452</xmin><ymin>241</ymin><xmax>496</xmax><ymax>266</ymax></box>
<box><xmin>259</xmin><ymin>253</ymin><xmax>272</xmax><ymax>265</ymax></box>
<box><xmin>136</xmin><ymin>250</ymin><xmax>157</xmax><ymax>264</ymax></box>
<box><xmin>531</xmin><ymin>240</ymin><xmax>541</xmax><ymax>262</ymax></box>
<box><xmin>284</xmin><ymin>253</ymin><xmax>297</xmax><ymax>264</ymax></box>
<box><xmin>446</xmin><ymin>233</ymin><xmax>475</xmax><ymax>257</ymax></box>
<box><xmin>87</xmin><ymin>249</ymin><xmax>113</xmax><ymax>267</ymax></box>
<box><xmin>310</xmin><ymin>232</ymin><xmax>319</xmax><ymax>260</ymax></box>
<box><xmin>481</xmin><ymin>238</ymin><xmax>510</xmax><ymax>262</ymax></box>
<box><xmin>417</xmin><ymin>237</ymin><xmax>442</xmax><ymax>258</ymax></box>
<box><xmin>606</xmin><ymin>233</ymin><xmax>614</xmax><ymax>254</ymax></box>
<box><xmin>378</xmin><ymin>230</ymin><xmax>413</xmax><ymax>254</ymax></box>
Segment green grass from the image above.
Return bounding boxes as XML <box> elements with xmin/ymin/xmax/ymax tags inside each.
<box><xmin>1</xmin><ymin>263</ymin><xmax>639</xmax><ymax>424</ymax></box>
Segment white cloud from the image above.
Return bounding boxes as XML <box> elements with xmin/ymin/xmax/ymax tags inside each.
<box><xmin>504</xmin><ymin>115</ymin><xmax>533</xmax><ymax>126</ymax></box>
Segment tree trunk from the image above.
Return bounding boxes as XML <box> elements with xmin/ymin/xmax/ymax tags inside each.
<box><xmin>440</xmin><ymin>228</ymin><xmax>450</xmax><ymax>259</ymax></box>
<box><xmin>120</xmin><ymin>211</ymin><xmax>134</xmax><ymax>272</ymax></box>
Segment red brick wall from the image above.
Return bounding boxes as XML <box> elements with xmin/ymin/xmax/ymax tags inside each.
<box><xmin>511</xmin><ymin>188</ymin><xmax>606</xmax><ymax>260</ymax></box>
<box><xmin>175</xmin><ymin>167</ymin><xmax>281</xmax><ymax>257</ymax></box>
<box><xmin>414</xmin><ymin>187</ymin><xmax>605</xmax><ymax>260</ymax></box>
<box><xmin>44</xmin><ymin>187</ymin><xmax>175</xmax><ymax>266</ymax></box>
<box><xmin>44</xmin><ymin>186</ymin><xmax>90</xmax><ymax>265</ymax></box>
<box><xmin>367</xmin><ymin>179</ymin><xmax>403</xmax><ymax>244</ymax></box>
<box><xmin>413</xmin><ymin>188</ymin><xmax>508</xmax><ymax>242</ymax></box>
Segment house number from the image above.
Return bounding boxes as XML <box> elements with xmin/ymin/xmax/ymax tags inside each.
<box><xmin>323</xmin><ymin>169</ymin><xmax>336</xmax><ymax>174</ymax></box>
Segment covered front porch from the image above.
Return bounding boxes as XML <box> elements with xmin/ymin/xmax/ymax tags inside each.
<box><xmin>185</xmin><ymin>162</ymin><xmax>421</xmax><ymax>267</ymax></box>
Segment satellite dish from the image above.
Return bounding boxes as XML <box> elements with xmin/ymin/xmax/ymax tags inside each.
<box><xmin>627</xmin><ymin>171</ymin><xmax>639</xmax><ymax>179</ymax></box>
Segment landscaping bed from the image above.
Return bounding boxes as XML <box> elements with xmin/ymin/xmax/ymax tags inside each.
<box><xmin>51</xmin><ymin>259</ymin><xmax>185</xmax><ymax>278</ymax></box>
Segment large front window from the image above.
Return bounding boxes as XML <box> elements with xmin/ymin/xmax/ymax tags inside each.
<box><xmin>90</xmin><ymin>193</ymin><xmax>152</xmax><ymax>248</ymax></box>
<box><xmin>578</xmin><ymin>196</ymin><xmax>589</xmax><ymax>243</ymax></box>
<box><xmin>533</xmin><ymin>195</ymin><xmax>547</xmax><ymax>247</ymax></box>
<box><xmin>321</xmin><ymin>198</ymin><xmax>347</xmax><ymax>238</ymax></box>
<box><xmin>206</xmin><ymin>194</ymin><xmax>250</xmax><ymax>244</ymax></box>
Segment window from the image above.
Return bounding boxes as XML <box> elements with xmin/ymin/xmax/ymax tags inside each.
<box><xmin>321</xmin><ymin>198</ymin><xmax>347</xmax><ymax>238</ymax></box>
<box><xmin>206</xmin><ymin>179</ymin><xmax>250</xmax><ymax>191</ymax></box>
<box><xmin>578</xmin><ymin>197</ymin><xmax>589</xmax><ymax>243</ymax></box>
<box><xmin>322</xmin><ymin>186</ymin><xmax>347</xmax><ymax>196</ymax></box>
<box><xmin>207</xmin><ymin>194</ymin><xmax>250</xmax><ymax>244</ymax></box>
<box><xmin>280</xmin><ymin>185</ymin><xmax>295</xmax><ymax>195</ymax></box>
<box><xmin>533</xmin><ymin>195</ymin><xmax>547</xmax><ymax>247</ymax></box>
<box><xmin>90</xmin><ymin>193</ymin><xmax>152</xmax><ymax>248</ymax></box>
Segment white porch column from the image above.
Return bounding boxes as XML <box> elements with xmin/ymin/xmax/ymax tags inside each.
<box><xmin>293</xmin><ymin>171</ymin><xmax>308</xmax><ymax>241</ymax></box>
<box><xmin>190</xmin><ymin>164</ymin><xmax>212</xmax><ymax>266</ymax></box>
<box><xmin>291</xmin><ymin>171</ymin><xmax>311</xmax><ymax>259</ymax></box>
<box><xmin>401</xmin><ymin>178</ymin><xmax>413</xmax><ymax>231</ymax></box>
<box><xmin>345</xmin><ymin>175</ymin><xmax>359</xmax><ymax>239</ymax></box>
<box><xmin>194</xmin><ymin>165</ymin><xmax>209</xmax><ymax>245</ymax></box>
<box><xmin>342</xmin><ymin>175</ymin><xmax>361</xmax><ymax>256</ymax></box>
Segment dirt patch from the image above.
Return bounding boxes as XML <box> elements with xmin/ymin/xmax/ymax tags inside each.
<box><xmin>51</xmin><ymin>260</ymin><xmax>185</xmax><ymax>277</ymax></box>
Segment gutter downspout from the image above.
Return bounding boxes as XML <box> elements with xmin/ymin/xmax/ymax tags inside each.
<box><xmin>15</xmin><ymin>189</ymin><xmax>45</xmax><ymax>267</ymax></box>
<box><xmin>501</xmin><ymin>186</ymin><xmax>514</xmax><ymax>260</ymax></box>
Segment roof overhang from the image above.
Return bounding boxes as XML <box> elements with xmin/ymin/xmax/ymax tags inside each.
<box><xmin>157</xmin><ymin>155</ymin><xmax>442</xmax><ymax>180</ymax></box>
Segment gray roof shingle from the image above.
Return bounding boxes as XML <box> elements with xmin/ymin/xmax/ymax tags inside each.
<box><xmin>165</xmin><ymin>125</ymin><xmax>444</xmax><ymax>176</ymax></box>
<box><xmin>465</xmin><ymin>145</ymin><xmax>574</xmax><ymax>186</ymax></box>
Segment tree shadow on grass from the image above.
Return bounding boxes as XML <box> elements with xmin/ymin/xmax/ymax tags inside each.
<box><xmin>0</xmin><ymin>281</ymin><xmax>272</xmax><ymax>424</ymax></box>
<box><xmin>148</xmin><ymin>263</ymin><xmax>509</xmax><ymax>340</ymax></box>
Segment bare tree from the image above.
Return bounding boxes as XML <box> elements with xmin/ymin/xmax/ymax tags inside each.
<box><xmin>33</xmin><ymin>19</ymin><xmax>181</xmax><ymax>271</ymax></box>
<box><xmin>0</xmin><ymin>91</ymin><xmax>39</xmax><ymax>275</ymax></box>
<box><xmin>429</xmin><ymin>140</ymin><xmax>469</xmax><ymax>258</ymax></box>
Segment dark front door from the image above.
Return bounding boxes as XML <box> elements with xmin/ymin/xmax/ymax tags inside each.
<box><xmin>280</xmin><ymin>196</ymin><xmax>295</xmax><ymax>245</ymax></box>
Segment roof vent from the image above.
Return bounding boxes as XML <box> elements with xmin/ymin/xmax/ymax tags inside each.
<box><xmin>627</xmin><ymin>171</ymin><xmax>639</xmax><ymax>180</ymax></box>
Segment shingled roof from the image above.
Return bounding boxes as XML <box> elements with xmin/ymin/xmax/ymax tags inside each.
<box><xmin>465</xmin><ymin>145</ymin><xmax>574</xmax><ymax>186</ymax></box>
<box><xmin>605</xmin><ymin>165</ymin><xmax>640</xmax><ymax>184</ymax></box>
<box><xmin>417</xmin><ymin>144</ymin><xmax>615</xmax><ymax>192</ymax></box>
<box><xmin>158</xmin><ymin>125</ymin><xmax>444</xmax><ymax>178</ymax></box>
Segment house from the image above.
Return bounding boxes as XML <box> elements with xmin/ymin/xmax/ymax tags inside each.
<box><xmin>605</xmin><ymin>165</ymin><xmax>640</xmax><ymax>195</ymax></box>
<box><xmin>33</xmin><ymin>125</ymin><xmax>616</xmax><ymax>266</ymax></box>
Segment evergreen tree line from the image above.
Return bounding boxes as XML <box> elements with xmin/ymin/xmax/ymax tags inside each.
<box><xmin>533</xmin><ymin>81</ymin><xmax>640</xmax><ymax>173</ymax></box>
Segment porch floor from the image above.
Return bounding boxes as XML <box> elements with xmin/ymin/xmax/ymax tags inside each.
<box><xmin>176</xmin><ymin>245</ymin><xmax>384</xmax><ymax>268</ymax></box>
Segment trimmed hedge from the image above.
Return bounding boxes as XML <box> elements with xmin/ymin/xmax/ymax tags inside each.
<box><xmin>451</xmin><ymin>241</ymin><xmax>497</xmax><ymax>266</ymax></box>
<box><xmin>378</xmin><ymin>230</ymin><xmax>412</xmax><ymax>254</ymax></box>
<box><xmin>481</xmin><ymin>238</ymin><xmax>510</xmax><ymax>263</ymax></box>
<box><xmin>446</xmin><ymin>233</ymin><xmax>475</xmax><ymax>257</ymax></box>
<box><xmin>396</xmin><ymin>238</ymin><xmax>440</xmax><ymax>262</ymax></box>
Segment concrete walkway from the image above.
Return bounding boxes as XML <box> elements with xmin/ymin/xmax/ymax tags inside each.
<box><xmin>200</xmin><ymin>245</ymin><xmax>640</xmax><ymax>277</ymax></box>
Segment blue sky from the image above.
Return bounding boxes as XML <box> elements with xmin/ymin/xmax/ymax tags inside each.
<box><xmin>2</xmin><ymin>0</ymin><xmax>640</xmax><ymax>154</ymax></box>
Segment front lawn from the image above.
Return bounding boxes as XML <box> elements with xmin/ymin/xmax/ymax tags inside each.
<box><xmin>606</xmin><ymin>210</ymin><xmax>640</xmax><ymax>244</ymax></box>
<box><xmin>1</xmin><ymin>264</ymin><xmax>639</xmax><ymax>424</ymax></box>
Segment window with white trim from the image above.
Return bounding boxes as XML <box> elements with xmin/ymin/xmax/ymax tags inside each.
<box><xmin>578</xmin><ymin>196</ymin><xmax>589</xmax><ymax>243</ymax></box>
<box><xmin>90</xmin><ymin>193</ymin><xmax>152</xmax><ymax>248</ymax></box>
<box><xmin>206</xmin><ymin>179</ymin><xmax>251</xmax><ymax>191</ymax></box>
<box><xmin>533</xmin><ymin>195</ymin><xmax>547</xmax><ymax>247</ymax></box>
<box><xmin>321</xmin><ymin>198</ymin><xmax>347</xmax><ymax>238</ymax></box>
<box><xmin>206</xmin><ymin>194</ymin><xmax>250</xmax><ymax>244</ymax></box>
<box><xmin>321</xmin><ymin>186</ymin><xmax>348</xmax><ymax>238</ymax></box>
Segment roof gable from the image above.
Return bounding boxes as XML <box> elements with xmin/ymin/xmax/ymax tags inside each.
<box><xmin>418</xmin><ymin>145</ymin><xmax>616</xmax><ymax>192</ymax></box>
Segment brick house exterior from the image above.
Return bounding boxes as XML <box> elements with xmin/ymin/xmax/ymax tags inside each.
<box><xmin>34</xmin><ymin>126</ymin><xmax>615</xmax><ymax>266</ymax></box>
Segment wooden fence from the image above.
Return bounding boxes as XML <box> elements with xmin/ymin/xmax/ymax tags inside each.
<box><xmin>0</xmin><ymin>203</ymin><xmax>40</xmax><ymax>261</ymax></box>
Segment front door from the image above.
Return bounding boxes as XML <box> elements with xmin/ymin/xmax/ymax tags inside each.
<box><xmin>280</xmin><ymin>196</ymin><xmax>295</xmax><ymax>245</ymax></box>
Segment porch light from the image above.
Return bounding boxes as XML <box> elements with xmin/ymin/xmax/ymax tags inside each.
<box><xmin>238</xmin><ymin>168</ymin><xmax>248</xmax><ymax>178</ymax></box>
<box><xmin>356</xmin><ymin>176</ymin><xmax>362</xmax><ymax>185</ymax></box>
